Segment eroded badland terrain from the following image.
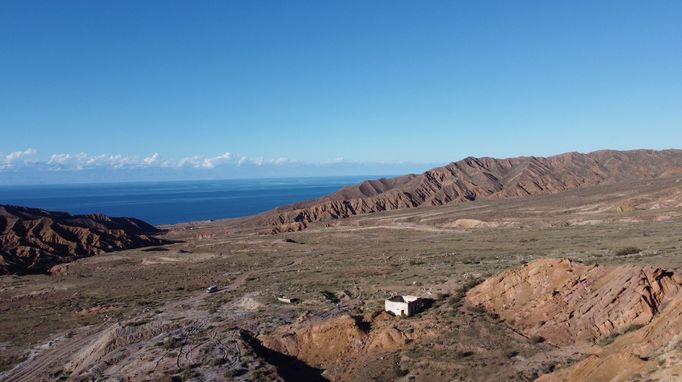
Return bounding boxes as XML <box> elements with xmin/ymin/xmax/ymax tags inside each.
<box><xmin>3</xmin><ymin>174</ymin><xmax>682</xmax><ymax>380</ymax></box>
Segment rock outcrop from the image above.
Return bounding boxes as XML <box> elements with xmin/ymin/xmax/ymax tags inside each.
<box><xmin>467</xmin><ymin>258</ymin><xmax>682</xmax><ymax>381</ymax></box>
<box><xmin>259</xmin><ymin>313</ymin><xmax>409</xmax><ymax>379</ymax></box>
<box><xmin>466</xmin><ymin>258</ymin><xmax>682</xmax><ymax>345</ymax></box>
<box><xmin>253</xmin><ymin>149</ymin><xmax>682</xmax><ymax>233</ymax></box>
<box><xmin>0</xmin><ymin>205</ymin><xmax>170</xmax><ymax>275</ymax></box>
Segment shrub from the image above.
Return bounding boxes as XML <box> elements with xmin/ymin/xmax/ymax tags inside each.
<box><xmin>224</xmin><ymin>369</ymin><xmax>241</xmax><ymax>378</ymax></box>
<box><xmin>208</xmin><ymin>358</ymin><xmax>226</xmax><ymax>367</ymax></box>
<box><xmin>505</xmin><ymin>350</ymin><xmax>519</xmax><ymax>358</ymax></box>
<box><xmin>162</xmin><ymin>337</ymin><xmax>179</xmax><ymax>350</ymax></box>
<box><xmin>617</xmin><ymin>205</ymin><xmax>635</xmax><ymax>213</ymax></box>
<box><xmin>455</xmin><ymin>350</ymin><xmax>474</xmax><ymax>359</ymax></box>
<box><xmin>614</xmin><ymin>247</ymin><xmax>641</xmax><ymax>256</ymax></box>
<box><xmin>598</xmin><ymin>323</ymin><xmax>644</xmax><ymax>346</ymax></box>
<box><xmin>448</xmin><ymin>277</ymin><xmax>484</xmax><ymax>307</ymax></box>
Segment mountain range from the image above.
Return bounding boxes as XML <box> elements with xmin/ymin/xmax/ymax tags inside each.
<box><xmin>3</xmin><ymin>149</ymin><xmax>682</xmax><ymax>274</ymax></box>
<box><xmin>252</xmin><ymin>149</ymin><xmax>682</xmax><ymax>232</ymax></box>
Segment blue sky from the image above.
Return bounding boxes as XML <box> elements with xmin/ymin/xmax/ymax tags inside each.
<box><xmin>1</xmin><ymin>1</ymin><xmax>681</xmax><ymax>183</ymax></box>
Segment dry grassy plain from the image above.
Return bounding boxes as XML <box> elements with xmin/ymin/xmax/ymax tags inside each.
<box><xmin>1</xmin><ymin>176</ymin><xmax>682</xmax><ymax>381</ymax></box>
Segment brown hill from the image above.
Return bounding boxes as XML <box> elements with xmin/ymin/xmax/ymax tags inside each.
<box><xmin>0</xmin><ymin>205</ymin><xmax>170</xmax><ymax>275</ymax></box>
<box><xmin>466</xmin><ymin>258</ymin><xmax>682</xmax><ymax>345</ymax></box>
<box><xmin>259</xmin><ymin>313</ymin><xmax>410</xmax><ymax>379</ymax></box>
<box><xmin>466</xmin><ymin>258</ymin><xmax>682</xmax><ymax>381</ymax></box>
<box><xmin>253</xmin><ymin>149</ymin><xmax>682</xmax><ymax>232</ymax></box>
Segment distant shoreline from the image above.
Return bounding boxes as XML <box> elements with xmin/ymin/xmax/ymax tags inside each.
<box><xmin>0</xmin><ymin>174</ymin><xmax>391</xmax><ymax>188</ymax></box>
<box><xmin>0</xmin><ymin>176</ymin><xmax>379</xmax><ymax>225</ymax></box>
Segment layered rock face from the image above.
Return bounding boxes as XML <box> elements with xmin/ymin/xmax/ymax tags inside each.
<box><xmin>466</xmin><ymin>258</ymin><xmax>682</xmax><ymax>345</ymax></box>
<box><xmin>259</xmin><ymin>313</ymin><xmax>409</xmax><ymax>380</ymax></box>
<box><xmin>467</xmin><ymin>258</ymin><xmax>682</xmax><ymax>381</ymax></box>
<box><xmin>256</xmin><ymin>149</ymin><xmax>682</xmax><ymax>232</ymax></box>
<box><xmin>0</xmin><ymin>205</ymin><xmax>169</xmax><ymax>275</ymax></box>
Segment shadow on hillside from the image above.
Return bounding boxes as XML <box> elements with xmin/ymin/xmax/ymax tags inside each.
<box><xmin>240</xmin><ymin>330</ymin><xmax>328</xmax><ymax>382</ymax></box>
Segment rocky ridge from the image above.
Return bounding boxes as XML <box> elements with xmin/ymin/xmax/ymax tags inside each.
<box><xmin>253</xmin><ymin>149</ymin><xmax>682</xmax><ymax>233</ymax></box>
<box><xmin>0</xmin><ymin>204</ymin><xmax>170</xmax><ymax>275</ymax></box>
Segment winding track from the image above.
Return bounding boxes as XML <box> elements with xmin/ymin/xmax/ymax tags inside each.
<box><xmin>2</xmin><ymin>326</ymin><xmax>102</xmax><ymax>382</ymax></box>
<box><xmin>1</xmin><ymin>269</ymin><xmax>256</xmax><ymax>381</ymax></box>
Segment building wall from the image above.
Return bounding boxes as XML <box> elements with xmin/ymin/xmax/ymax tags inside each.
<box><xmin>385</xmin><ymin>298</ymin><xmax>422</xmax><ymax>316</ymax></box>
<box><xmin>385</xmin><ymin>300</ymin><xmax>410</xmax><ymax>316</ymax></box>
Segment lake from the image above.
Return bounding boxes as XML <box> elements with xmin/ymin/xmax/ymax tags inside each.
<box><xmin>0</xmin><ymin>176</ymin><xmax>374</xmax><ymax>225</ymax></box>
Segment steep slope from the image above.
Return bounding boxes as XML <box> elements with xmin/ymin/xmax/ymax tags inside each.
<box><xmin>466</xmin><ymin>258</ymin><xmax>682</xmax><ymax>345</ymax></box>
<box><xmin>537</xmin><ymin>293</ymin><xmax>682</xmax><ymax>382</ymax></box>
<box><xmin>259</xmin><ymin>313</ymin><xmax>410</xmax><ymax>379</ymax></box>
<box><xmin>466</xmin><ymin>258</ymin><xmax>682</xmax><ymax>381</ymax></box>
<box><xmin>0</xmin><ymin>205</ymin><xmax>170</xmax><ymax>275</ymax></box>
<box><xmin>253</xmin><ymin>149</ymin><xmax>682</xmax><ymax>232</ymax></box>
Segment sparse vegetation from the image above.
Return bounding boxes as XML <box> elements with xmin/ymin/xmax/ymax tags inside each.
<box><xmin>162</xmin><ymin>336</ymin><xmax>179</xmax><ymax>350</ymax></box>
<box><xmin>208</xmin><ymin>358</ymin><xmax>226</xmax><ymax>367</ymax></box>
<box><xmin>505</xmin><ymin>350</ymin><xmax>519</xmax><ymax>358</ymax></box>
<box><xmin>617</xmin><ymin>205</ymin><xmax>636</xmax><ymax>213</ymax></box>
<box><xmin>614</xmin><ymin>246</ymin><xmax>642</xmax><ymax>256</ymax></box>
<box><xmin>448</xmin><ymin>277</ymin><xmax>485</xmax><ymax>307</ymax></box>
<box><xmin>455</xmin><ymin>350</ymin><xmax>475</xmax><ymax>359</ymax></box>
<box><xmin>3</xmin><ymin>176</ymin><xmax>682</xmax><ymax>381</ymax></box>
<box><xmin>597</xmin><ymin>323</ymin><xmax>644</xmax><ymax>346</ymax></box>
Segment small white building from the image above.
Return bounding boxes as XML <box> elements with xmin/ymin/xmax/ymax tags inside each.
<box><xmin>277</xmin><ymin>296</ymin><xmax>299</xmax><ymax>304</ymax></box>
<box><xmin>385</xmin><ymin>295</ymin><xmax>423</xmax><ymax>317</ymax></box>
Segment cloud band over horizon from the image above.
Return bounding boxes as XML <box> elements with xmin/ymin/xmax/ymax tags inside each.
<box><xmin>0</xmin><ymin>148</ymin><xmax>432</xmax><ymax>174</ymax></box>
<box><xmin>0</xmin><ymin>148</ymin><xmax>305</xmax><ymax>172</ymax></box>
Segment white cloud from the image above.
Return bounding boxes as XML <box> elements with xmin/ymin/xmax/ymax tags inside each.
<box><xmin>5</xmin><ymin>147</ymin><xmax>37</xmax><ymax>162</ymax></box>
<box><xmin>47</xmin><ymin>153</ymin><xmax>72</xmax><ymax>165</ymax></box>
<box><xmin>0</xmin><ymin>148</ymin><xmax>347</xmax><ymax>173</ymax></box>
<box><xmin>1</xmin><ymin>148</ymin><xmax>37</xmax><ymax>168</ymax></box>
<box><xmin>241</xmin><ymin>156</ymin><xmax>293</xmax><ymax>166</ymax></box>
<box><xmin>221</xmin><ymin>154</ymin><xmax>297</xmax><ymax>167</ymax></box>
<box><xmin>47</xmin><ymin>153</ymin><xmax>139</xmax><ymax>170</ymax></box>
<box><xmin>177</xmin><ymin>155</ymin><xmax>201</xmax><ymax>168</ymax></box>
<box><xmin>272</xmin><ymin>157</ymin><xmax>288</xmax><ymax>165</ymax></box>
<box><xmin>199</xmin><ymin>152</ymin><xmax>231</xmax><ymax>169</ymax></box>
<box><xmin>143</xmin><ymin>153</ymin><xmax>160</xmax><ymax>165</ymax></box>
